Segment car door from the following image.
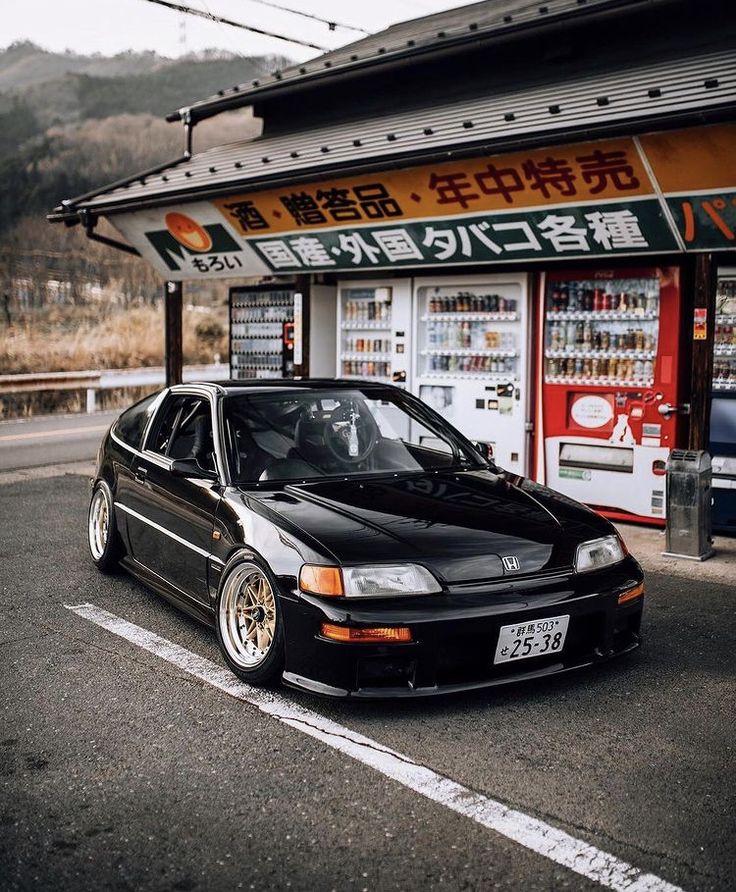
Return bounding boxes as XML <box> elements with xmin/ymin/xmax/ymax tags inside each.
<box><xmin>123</xmin><ymin>391</ymin><xmax>221</xmax><ymax>605</ymax></box>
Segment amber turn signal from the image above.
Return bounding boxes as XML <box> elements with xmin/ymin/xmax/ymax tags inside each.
<box><xmin>299</xmin><ymin>565</ymin><xmax>344</xmax><ymax>597</ymax></box>
<box><xmin>320</xmin><ymin>623</ymin><xmax>413</xmax><ymax>643</ymax></box>
<box><xmin>617</xmin><ymin>582</ymin><xmax>644</xmax><ymax>605</ymax></box>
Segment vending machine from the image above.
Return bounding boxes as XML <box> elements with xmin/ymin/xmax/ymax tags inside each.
<box><xmin>539</xmin><ymin>267</ymin><xmax>682</xmax><ymax>524</ymax></box>
<box><xmin>230</xmin><ymin>285</ymin><xmax>296</xmax><ymax>380</ymax></box>
<box><xmin>413</xmin><ymin>274</ymin><xmax>531</xmax><ymax>475</ymax></box>
<box><xmin>710</xmin><ymin>267</ymin><xmax>736</xmax><ymax>533</ymax></box>
<box><xmin>230</xmin><ymin>283</ymin><xmax>336</xmax><ymax>380</ymax></box>
<box><xmin>336</xmin><ymin>280</ymin><xmax>413</xmax><ymax>387</ymax></box>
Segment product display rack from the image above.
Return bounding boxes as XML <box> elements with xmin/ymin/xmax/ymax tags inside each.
<box><xmin>714</xmin><ymin>276</ymin><xmax>736</xmax><ymax>391</ymax></box>
<box><xmin>418</xmin><ymin>288</ymin><xmax>520</xmax><ymax>380</ymax></box>
<box><xmin>230</xmin><ymin>287</ymin><xmax>294</xmax><ymax>380</ymax></box>
<box><xmin>543</xmin><ymin>277</ymin><xmax>660</xmax><ymax>388</ymax></box>
<box><xmin>338</xmin><ymin>287</ymin><xmax>393</xmax><ymax>382</ymax></box>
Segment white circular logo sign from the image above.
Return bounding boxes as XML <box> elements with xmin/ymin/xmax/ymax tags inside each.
<box><xmin>570</xmin><ymin>395</ymin><xmax>614</xmax><ymax>429</ymax></box>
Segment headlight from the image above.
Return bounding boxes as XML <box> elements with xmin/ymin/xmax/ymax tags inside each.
<box><xmin>343</xmin><ymin>564</ymin><xmax>441</xmax><ymax>597</ymax></box>
<box><xmin>299</xmin><ymin>563</ymin><xmax>442</xmax><ymax>598</ymax></box>
<box><xmin>575</xmin><ymin>535</ymin><xmax>625</xmax><ymax>573</ymax></box>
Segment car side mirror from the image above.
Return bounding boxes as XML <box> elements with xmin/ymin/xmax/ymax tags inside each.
<box><xmin>474</xmin><ymin>441</ymin><xmax>493</xmax><ymax>462</ymax></box>
<box><xmin>170</xmin><ymin>458</ymin><xmax>218</xmax><ymax>481</ymax></box>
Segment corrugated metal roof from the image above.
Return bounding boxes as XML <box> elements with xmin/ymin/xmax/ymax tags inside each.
<box><xmin>59</xmin><ymin>48</ymin><xmax>736</xmax><ymax>218</ymax></box>
<box><xmin>170</xmin><ymin>0</ymin><xmax>663</xmax><ymax>123</ymax></box>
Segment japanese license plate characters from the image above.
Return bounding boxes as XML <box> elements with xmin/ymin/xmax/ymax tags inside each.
<box><xmin>493</xmin><ymin>615</ymin><xmax>570</xmax><ymax>665</ymax></box>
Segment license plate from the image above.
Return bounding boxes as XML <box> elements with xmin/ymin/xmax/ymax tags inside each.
<box><xmin>493</xmin><ymin>614</ymin><xmax>570</xmax><ymax>665</ymax></box>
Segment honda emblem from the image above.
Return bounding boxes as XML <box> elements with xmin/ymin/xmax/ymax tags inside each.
<box><xmin>502</xmin><ymin>556</ymin><xmax>521</xmax><ymax>572</ymax></box>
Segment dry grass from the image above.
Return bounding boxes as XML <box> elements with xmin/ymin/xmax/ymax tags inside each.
<box><xmin>0</xmin><ymin>301</ymin><xmax>228</xmax><ymax>418</ymax></box>
<box><xmin>0</xmin><ymin>302</ymin><xmax>227</xmax><ymax>374</ymax></box>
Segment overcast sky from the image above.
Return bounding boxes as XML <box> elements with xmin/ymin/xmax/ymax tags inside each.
<box><xmin>4</xmin><ymin>0</ymin><xmax>473</xmax><ymax>62</ymax></box>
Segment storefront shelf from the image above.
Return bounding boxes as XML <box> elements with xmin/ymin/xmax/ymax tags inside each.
<box><xmin>419</xmin><ymin>373</ymin><xmax>520</xmax><ymax>382</ymax></box>
<box><xmin>545</xmin><ymin>375</ymin><xmax>655</xmax><ymax>387</ymax></box>
<box><xmin>421</xmin><ymin>349</ymin><xmax>517</xmax><ymax>358</ymax></box>
<box><xmin>341</xmin><ymin>322</ymin><xmax>392</xmax><ymax>330</ymax></box>
<box><xmin>546</xmin><ymin>311</ymin><xmax>658</xmax><ymax>322</ymax></box>
<box><xmin>340</xmin><ymin>352</ymin><xmax>392</xmax><ymax>361</ymax></box>
<box><xmin>422</xmin><ymin>313</ymin><xmax>518</xmax><ymax>323</ymax></box>
<box><xmin>545</xmin><ymin>349</ymin><xmax>656</xmax><ymax>360</ymax></box>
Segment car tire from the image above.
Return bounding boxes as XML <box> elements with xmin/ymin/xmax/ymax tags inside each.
<box><xmin>87</xmin><ymin>480</ymin><xmax>124</xmax><ymax>572</ymax></box>
<box><xmin>215</xmin><ymin>558</ymin><xmax>285</xmax><ymax>687</ymax></box>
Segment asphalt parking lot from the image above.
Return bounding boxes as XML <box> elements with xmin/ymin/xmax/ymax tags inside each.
<box><xmin>1</xmin><ymin>471</ymin><xmax>735</xmax><ymax>892</ymax></box>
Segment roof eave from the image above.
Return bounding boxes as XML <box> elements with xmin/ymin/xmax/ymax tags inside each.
<box><xmin>50</xmin><ymin>101</ymin><xmax>735</xmax><ymax>225</ymax></box>
<box><xmin>168</xmin><ymin>0</ymin><xmax>674</xmax><ymax>125</ymax></box>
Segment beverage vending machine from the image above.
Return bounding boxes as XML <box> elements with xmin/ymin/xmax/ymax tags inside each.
<box><xmin>413</xmin><ymin>274</ymin><xmax>531</xmax><ymax>474</ymax></box>
<box><xmin>538</xmin><ymin>267</ymin><xmax>682</xmax><ymax>524</ymax></box>
<box><xmin>336</xmin><ymin>280</ymin><xmax>413</xmax><ymax>386</ymax></box>
<box><xmin>710</xmin><ymin>267</ymin><xmax>736</xmax><ymax>533</ymax></box>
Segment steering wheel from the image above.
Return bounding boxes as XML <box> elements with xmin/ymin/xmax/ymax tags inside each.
<box><xmin>323</xmin><ymin>401</ymin><xmax>379</xmax><ymax>464</ymax></box>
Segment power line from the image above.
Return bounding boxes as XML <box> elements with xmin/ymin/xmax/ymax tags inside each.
<box><xmin>139</xmin><ymin>0</ymin><xmax>329</xmax><ymax>51</ymax></box>
<box><xmin>242</xmin><ymin>0</ymin><xmax>369</xmax><ymax>35</ymax></box>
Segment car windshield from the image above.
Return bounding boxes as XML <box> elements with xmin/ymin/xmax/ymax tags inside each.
<box><xmin>223</xmin><ymin>386</ymin><xmax>484</xmax><ymax>484</ymax></box>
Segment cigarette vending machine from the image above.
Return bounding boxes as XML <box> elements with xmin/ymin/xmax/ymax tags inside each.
<box><xmin>710</xmin><ymin>267</ymin><xmax>736</xmax><ymax>533</ymax></box>
<box><xmin>413</xmin><ymin>274</ymin><xmax>531</xmax><ymax>475</ymax></box>
<box><xmin>539</xmin><ymin>267</ymin><xmax>682</xmax><ymax>524</ymax></box>
<box><xmin>230</xmin><ymin>285</ymin><xmax>295</xmax><ymax>380</ymax></box>
<box><xmin>230</xmin><ymin>283</ymin><xmax>336</xmax><ymax>380</ymax></box>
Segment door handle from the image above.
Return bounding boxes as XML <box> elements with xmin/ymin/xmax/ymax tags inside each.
<box><xmin>134</xmin><ymin>466</ymin><xmax>149</xmax><ymax>483</ymax></box>
<box><xmin>657</xmin><ymin>402</ymin><xmax>691</xmax><ymax>419</ymax></box>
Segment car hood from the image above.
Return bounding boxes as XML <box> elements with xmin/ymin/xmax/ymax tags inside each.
<box><xmin>243</xmin><ymin>470</ymin><xmax>613</xmax><ymax>584</ymax></box>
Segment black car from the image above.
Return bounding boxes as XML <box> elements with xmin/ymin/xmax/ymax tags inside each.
<box><xmin>87</xmin><ymin>379</ymin><xmax>644</xmax><ymax>698</ymax></box>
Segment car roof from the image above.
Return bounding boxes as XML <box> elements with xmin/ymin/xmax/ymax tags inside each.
<box><xmin>172</xmin><ymin>378</ymin><xmax>400</xmax><ymax>397</ymax></box>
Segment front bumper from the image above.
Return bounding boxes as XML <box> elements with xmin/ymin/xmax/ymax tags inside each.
<box><xmin>279</xmin><ymin>557</ymin><xmax>644</xmax><ymax>699</ymax></box>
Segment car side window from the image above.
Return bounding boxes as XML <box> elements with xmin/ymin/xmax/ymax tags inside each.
<box><xmin>115</xmin><ymin>393</ymin><xmax>158</xmax><ymax>449</ymax></box>
<box><xmin>148</xmin><ymin>396</ymin><xmax>216</xmax><ymax>472</ymax></box>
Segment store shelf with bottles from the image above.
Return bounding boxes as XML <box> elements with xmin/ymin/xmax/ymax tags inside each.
<box><xmin>340</xmin><ymin>352</ymin><xmax>392</xmax><ymax>362</ymax></box>
<box><xmin>422</xmin><ymin>348</ymin><xmax>517</xmax><ymax>358</ymax></box>
<box><xmin>713</xmin><ymin>354</ymin><xmax>736</xmax><ymax>391</ymax></box>
<box><xmin>341</xmin><ymin>321</ymin><xmax>392</xmax><ymax>331</ymax></box>
<box><xmin>419</xmin><ymin>371</ymin><xmax>520</xmax><ymax>382</ymax></box>
<box><xmin>421</xmin><ymin>312</ymin><xmax>518</xmax><ymax>323</ymax></box>
<box><xmin>546</xmin><ymin>310</ymin><xmax>658</xmax><ymax>322</ymax></box>
<box><xmin>545</xmin><ymin>349</ymin><xmax>656</xmax><ymax>361</ymax></box>
<box><xmin>340</xmin><ymin>359</ymin><xmax>392</xmax><ymax>378</ymax></box>
<box><xmin>546</xmin><ymin>374</ymin><xmax>655</xmax><ymax>388</ymax></box>
<box><xmin>545</xmin><ymin>354</ymin><xmax>655</xmax><ymax>386</ymax></box>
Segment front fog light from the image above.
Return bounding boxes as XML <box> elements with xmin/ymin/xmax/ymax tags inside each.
<box><xmin>575</xmin><ymin>535</ymin><xmax>625</xmax><ymax>573</ymax></box>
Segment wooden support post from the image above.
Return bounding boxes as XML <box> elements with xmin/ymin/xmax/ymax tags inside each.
<box><xmin>688</xmin><ymin>254</ymin><xmax>716</xmax><ymax>451</ymax></box>
<box><xmin>165</xmin><ymin>281</ymin><xmax>183</xmax><ymax>387</ymax></box>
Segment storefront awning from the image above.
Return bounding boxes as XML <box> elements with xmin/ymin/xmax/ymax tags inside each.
<box><xmin>52</xmin><ymin>48</ymin><xmax>736</xmax><ymax>224</ymax></box>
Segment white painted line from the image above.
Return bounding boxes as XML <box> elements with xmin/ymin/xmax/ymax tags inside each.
<box><xmin>0</xmin><ymin>424</ymin><xmax>108</xmax><ymax>442</ymax></box>
<box><xmin>66</xmin><ymin>602</ymin><xmax>685</xmax><ymax>892</ymax></box>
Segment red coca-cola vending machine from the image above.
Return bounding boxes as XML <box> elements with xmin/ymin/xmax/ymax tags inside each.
<box><xmin>537</xmin><ymin>267</ymin><xmax>683</xmax><ymax>525</ymax></box>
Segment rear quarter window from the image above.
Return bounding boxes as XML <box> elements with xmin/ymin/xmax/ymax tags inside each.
<box><xmin>114</xmin><ymin>393</ymin><xmax>158</xmax><ymax>449</ymax></box>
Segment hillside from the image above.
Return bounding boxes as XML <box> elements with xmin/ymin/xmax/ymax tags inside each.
<box><xmin>0</xmin><ymin>42</ymin><xmax>287</xmax><ymax>233</ymax></box>
<box><xmin>0</xmin><ymin>41</ymin><xmax>289</xmax><ymax>127</ymax></box>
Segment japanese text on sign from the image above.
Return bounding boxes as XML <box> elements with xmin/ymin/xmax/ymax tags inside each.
<box><xmin>251</xmin><ymin>202</ymin><xmax>676</xmax><ymax>272</ymax></box>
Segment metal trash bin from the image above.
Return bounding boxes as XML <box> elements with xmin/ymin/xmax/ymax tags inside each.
<box><xmin>663</xmin><ymin>450</ymin><xmax>715</xmax><ymax>561</ymax></box>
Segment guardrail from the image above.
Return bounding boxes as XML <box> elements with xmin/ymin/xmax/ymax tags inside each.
<box><xmin>0</xmin><ymin>364</ymin><xmax>230</xmax><ymax>413</ymax></box>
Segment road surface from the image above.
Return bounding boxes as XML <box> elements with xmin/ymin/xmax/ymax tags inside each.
<box><xmin>0</xmin><ymin>411</ymin><xmax>118</xmax><ymax>471</ymax></box>
<box><xmin>0</xmin><ymin>470</ymin><xmax>734</xmax><ymax>892</ymax></box>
